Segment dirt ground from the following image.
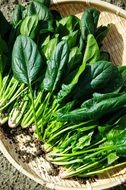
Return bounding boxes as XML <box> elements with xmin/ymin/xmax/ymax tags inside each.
<box><xmin>0</xmin><ymin>0</ymin><xmax>126</xmax><ymax>190</ymax></box>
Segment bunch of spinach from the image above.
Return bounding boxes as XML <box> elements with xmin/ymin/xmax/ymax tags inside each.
<box><xmin>0</xmin><ymin>0</ymin><xmax>126</xmax><ymax>179</ymax></box>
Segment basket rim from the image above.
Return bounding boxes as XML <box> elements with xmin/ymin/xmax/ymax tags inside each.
<box><xmin>51</xmin><ymin>0</ymin><xmax>126</xmax><ymax>19</ymax></box>
<box><xmin>0</xmin><ymin>0</ymin><xmax>126</xmax><ymax>190</ymax></box>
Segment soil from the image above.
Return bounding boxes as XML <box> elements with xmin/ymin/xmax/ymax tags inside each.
<box><xmin>0</xmin><ymin>0</ymin><xmax>126</xmax><ymax>190</ymax></box>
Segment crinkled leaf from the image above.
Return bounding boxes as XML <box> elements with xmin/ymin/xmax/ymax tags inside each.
<box><xmin>74</xmin><ymin>131</ymin><xmax>94</xmax><ymax>150</ymax></box>
<box><xmin>71</xmin><ymin>61</ymin><xmax>122</xmax><ymax>102</ymax></box>
<box><xmin>58</xmin><ymin>92</ymin><xmax>126</xmax><ymax>122</ymax></box>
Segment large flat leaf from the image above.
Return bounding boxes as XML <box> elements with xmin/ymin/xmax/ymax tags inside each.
<box><xmin>43</xmin><ymin>40</ymin><xmax>69</xmax><ymax>92</ymax></box>
<box><xmin>12</xmin><ymin>35</ymin><xmax>42</xmax><ymax>84</ymax></box>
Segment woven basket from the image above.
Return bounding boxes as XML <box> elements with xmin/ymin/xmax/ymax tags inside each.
<box><xmin>0</xmin><ymin>0</ymin><xmax>126</xmax><ymax>189</ymax></box>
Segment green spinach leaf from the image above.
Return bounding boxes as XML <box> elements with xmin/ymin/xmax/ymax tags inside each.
<box><xmin>20</xmin><ymin>15</ymin><xmax>39</xmax><ymax>39</ymax></box>
<box><xmin>12</xmin><ymin>35</ymin><xmax>42</xmax><ymax>84</ymax></box>
<box><xmin>12</xmin><ymin>4</ymin><xmax>25</xmax><ymax>27</ymax></box>
<box><xmin>42</xmin><ymin>35</ymin><xmax>59</xmax><ymax>60</ymax></box>
<box><xmin>58</xmin><ymin>92</ymin><xmax>126</xmax><ymax>122</ymax></box>
<box><xmin>33</xmin><ymin>0</ymin><xmax>50</xmax><ymax>7</ymax></box>
<box><xmin>27</xmin><ymin>1</ymin><xmax>52</xmax><ymax>21</ymax></box>
<box><xmin>43</xmin><ymin>40</ymin><xmax>69</xmax><ymax>92</ymax></box>
<box><xmin>80</xmin><ymin>8</ymin><xmax>100</xmax><ymax>41</ymax></box>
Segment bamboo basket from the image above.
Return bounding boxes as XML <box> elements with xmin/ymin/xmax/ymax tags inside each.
<box><xmin>0</xmin><ymin>0</ymin><xmax>126</xmax><ymax>189</ymax></box>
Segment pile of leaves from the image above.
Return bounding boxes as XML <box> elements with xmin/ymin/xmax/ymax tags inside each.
<box><xmin>0</xmin><ymin>0</ymin><xmax>126</xmax><ymax>178</ymax></box>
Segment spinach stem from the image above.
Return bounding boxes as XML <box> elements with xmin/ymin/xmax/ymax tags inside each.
<box><xmin>29</xmin><ymin>83</ymin><xmax>39</xmax><ymax>136</ymax></box>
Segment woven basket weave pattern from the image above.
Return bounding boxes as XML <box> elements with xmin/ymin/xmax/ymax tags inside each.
<box><xmin>0</xmin><ymin>1</ymin><xmax>126</xmax><ymax>190</ymax></box>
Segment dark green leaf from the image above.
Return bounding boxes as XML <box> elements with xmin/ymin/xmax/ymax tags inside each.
<box><xmin>67</xmin><ymin>47</ymin><xmax>82</xmax><ymax>73</ymax></box>
<box><xmin>118</xmin><ymin>66</ymin><xmax>126</xmax><ymax>83</ymax></box>
<box><xmin>12</xmin><ymin>35</ymin><xmax>42</xmax><ymax>84</ymax></box>
<box><xmin>0</xmin><ymin>10</ymin><xmax>11</xmax><ymax>39</ymax></box>
<box><xmin>27</xmin><ymin>1</ymin><xmax>52</xmax><ymax>21</ymax></box>
<box><xmin>57</xmin><ymin>34</ymin><xmax>100</xmax><ymax>103</ymax></box>
<box><xmin>51</xmin><ymin>10</ymin><xmax>62</xmax><ymax>21</ymax></box>
<box><xmin>12</xmin><ymin>4</ymin><xmax>25</xmax><ymax>27</ymax></box>
<box><xmin>58</xmin><ymin>92</ymin><xmax>126</xmax><ymax>122</ymax></box>
<box><xmin>39</xmin><ymin>20</ymin><xmax>54</xmax><ymax>34</ymax></box>
<box><xmin>99</xmin><ymin>51</ymin><xmax>110</xmax><ymax>61</ymax></box>
<box><xmin>33</xmin><ymin>0</ymin><xmax>50</xmax><ymax>7</ymax></box>
<box><xmin>81</xmin><ymin>8</ymin><xmax>100</xmax><ymax>41</ymax></box>
<box><xmin>95</xmin><ymin>25</ymin><xmax>110</xmax><ymax>46</ymax></box>
<box><xmin>43</xmin><ymin>40</ymin><xmax>69</xmax><ymax>92</ymax></box>
<box><xmin>62</xmin><ymin>30</ymin><xmax>79</xmax><ymax>49</ymax></box>
<box><xmin>71</xmin><ymin>61</ymin><xmax>122</xmax><ymax>102</ymax></box>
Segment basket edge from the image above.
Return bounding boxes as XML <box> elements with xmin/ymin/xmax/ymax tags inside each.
<box><xmin>51</xmin><ymin>0</ymin><xmax>126</xmax><ymax>19</ymax></box>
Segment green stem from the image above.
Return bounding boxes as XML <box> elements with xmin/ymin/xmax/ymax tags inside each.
<box><xmin>29</xmin><ymin>83</ymin><xmax>39</xmax><ymax>136</ymax></box>
<box><xmin>47</xmin><ymin>122</ymin><xmax>96</xmax><ymax>143</ymax></box>
<box><xmin>21</xmin><ymin>91</ymin><xmax>43</xmax><ymax>126</ymax></box>
<box><xmin>78</xmin><ymin>161</ymin><xmax>126</xmax><ymax>177</ymax></box>
<box><xmin>0</xmin><ymin>85</ymin><xmax>27</xmax><ymax>110</ymax></box>
<box><xmin>49</xmin><ymin>144</ymin><xmax>126</xmax><ymax>157</ymax></box>
<box><xmin>60</xmin><ymin>157</ymin><xmax>107</xmax><ymax>178</ymax></box>
<box><xmin>0</xmin><ymin>72</ymin><xmax>3</xmax><ymax>90</ymax></box>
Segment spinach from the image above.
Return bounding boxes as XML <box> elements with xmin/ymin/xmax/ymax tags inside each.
<box><xmin>118</xmin><ymin>66</ymin><xmax>126</xmax><ymax>83</ymax></box>
<box><xmin>99</xmin><ymin>51</ymin><xmax>110</xmax><ymax>61</ymax></box>
<box><xmin>0</xmin><ymin>10</ymin><xmax>11</xmax><ymax>40</ymax></box>
<box><xmin>59</xmin><ymin>15</ymin><xmax>80</xmax><ymax>33</ymax></box>
<box><xmin>58</xmin><ymin>34</ymin><xmax>100</xmax><ymax>103</ymax></box>
<box><xmin>95</xmin><ymin>25</ymin><xmax>110</xmax><ymax>46</ymax></box>
<box><xmin>43</xmin><ymin>40</ymin><xmax>69</xmax><ymax>92</ymax></box>
<box><xmin>62</xmin><ymin>30</ymin><xmax>79</xmax><ymax>49</ymax></box>
<box><xmin>51</xmin><ymin>10</ymin><xmax>62</xmax><ymax>21</ymax></box>
<box><xmin>81</xmin><ymin>34</ymin><xmax>100</xmax><ymax>65</ymax></box>
<box><xmin>27</xmin><ymin>1</ymin><xmax>52</xmax><ymax>21</ymax></box>
<box><xmin>107</xmin><ymin>117</ymin><xmax>126</xmax><ymax>156</ymax></box>
<box><xmin>12</xmin><ymin>35</ymin><xmax>43</xmax><ymax>135</ymax></box>
<box><xmin>73</xmin><ymin>131</ymin><xmax>94</xmax><ymax>151</ymax></box>
<box><xmin>58</xmin><ymin>92</ymin><xmax>126</xmax><ymax>122</ymax></box>
<box><xmin>12</xmin><ymin>4</ymin><xmax>25</xmax><ymax>27</ymax></box>
<box><xmin>39</xmin><ymin>20</ymin><xmax>54</xmax><ymax>34</ymax></box>
<box><xmin>42</xmin><ymin>35</ymin><xmax>59</xmax><ymax>60</ymax></box>
<box><xmin>33</xmin><ymin>0</ymin><xmax>51</xmax><ymax>7</ymax></box>
<box><xmin>0</xmin><ymin>36</ymin><xmax>8</xmax><ymax>88</ymax></box>
<box><xmin>12</xmin><ymin>35</ymin><xmax>42</xmax><ymax>84</ymax></box>
<box><xmin>20</xmin><ymin>15</ymin><xmax>39</xmax><ymax>39</ymax></box>
<box><xmin>80</xmin><ymin>8</ymin><xmax>100</xmax><ymax>41</ymax></box>
<box><xmin>67</xmin><ymin>47</ymin><xmax>82</xmax><ymax>73</ymax></box>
